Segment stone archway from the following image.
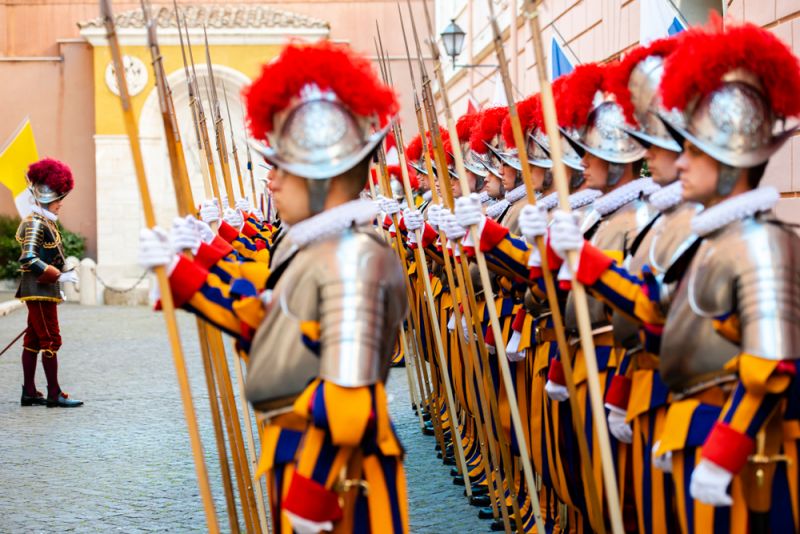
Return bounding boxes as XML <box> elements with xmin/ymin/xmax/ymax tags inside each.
<box><xmin>137</xmin><ymin>65</ymin><xmax>262</xmax><ymax>228</ymax></box>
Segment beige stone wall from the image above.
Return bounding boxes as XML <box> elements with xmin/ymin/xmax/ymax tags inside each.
<box><xmin>0</xmin><ymin>39</ymin><xmax>97</xmax><ymax>256</ymax></box>
<box><xmin>437</xmin><ymin>0</ymin><xmax>800</xmax><ymax>217</ymax></box>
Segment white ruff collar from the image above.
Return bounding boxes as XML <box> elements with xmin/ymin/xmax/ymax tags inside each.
<box><xmin>521</xmin><ymin>188</ymin><xmax>604</xmax><ymax>213</ymax></box>
<box><xmin>504</xmin><ymin>183</ymin><xmax>527</xmax><ymax>204</ymax></box>
<box><xmin>30</xmin><ymin>205</ymin><xmax>58</xmax><ymax>221</ymax></box>
<box><xmin>594</xmin><ymin>178</ymin><xmax>655</xmax><ymax>216</ymax></box>
<box><xmin>691</xmin><ymin>186</ymin><xmax>779</xmax><ymax>237</ymax></box>
<box><xmin>423</xmin><ymin>190</ymin><xmax>433</xmax><ymax>202</ymax></box>
<box><xmin>649</xmin><ymin>180</ymin><xmax>683</xmax><ymax>212</ymax></box>
<box><xmin>569</xmin><ymin>188</ymin><xmax>603</xmax><ymax>210</ymax></box>
<box><xmin>486</xmin><ymin>199</ymin><xmax>509</xmax><ymax>220</ymax></box>
<box><xmin>285</xmin><ymin>199</ymin><xmax>379</xmax><ymax>248</ymax></box>
<box><xmin>479</xmin><ymin>191</ymin><xmax>491</xmax><ymax>205</ymax></box>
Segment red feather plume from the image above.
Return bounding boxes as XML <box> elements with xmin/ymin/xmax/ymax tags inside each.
<box><xmin>385</xmin><ymin>130</ymin><xmax>397</xmax><ymax>152</ymax></box>
<box><xmin>469</xmin><ymin>106</ymin><xmax>508</xmax><ymax>154</ymax></box>
<box><xmin>556</xmin><ymin>63</ymin><xmax>607</xmax><ymax>130</ymax></box>
<box><xmin>406</xmin><ymin>134</ymin><xmax>423</xmax><ymax>162</ymax></box>
<box><xmin>27</xmin><ymin>158</ymin><xmax>74</xmax><ymax>196</ymax></box>
<box><xmin>605</xmin><ymin>37</ymin><xmax>679</xmax><ymax>125</ymax></box>
<box><xmin>501</xmin><ymin>94</ymin><xmax>542</xmax><ymax>146</ymax></box>
<box><xmin>244</xmin><ymin>41</ymin><xmax>399</xmax><ymax>141</ymax></box>
<box><xmin>661</xmin><ymin>14</ymin><xmax>800</xmax><ymax>119</ymax></box>
<box><xmin>456</xmin><ymin>112</ymin><xmax>480</xmax><ymax>143</ymax></box>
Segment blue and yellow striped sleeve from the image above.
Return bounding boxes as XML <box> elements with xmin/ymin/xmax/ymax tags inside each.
<box><xmin>478</xmin><ymin>218</ymin><xmax>533</xmax><ymax>282</ymax></box>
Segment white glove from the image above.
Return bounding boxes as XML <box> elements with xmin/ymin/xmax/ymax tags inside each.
<box><xmin>606</xmin><ymin>405</ymin><xmax>633</xmax><ymax>444</ymax></box>
<box><xmin>379</xmin><ymin>195</ymin><xmax>401</xmax><ymax>215</ymax></box>
<box><xmin>199</xmin><ymin>199</ymin><xmax>220</xmax><ymax>225</ymax></box>
<box><xmin>652</xmin><ymin>441</ymin><xmax>673</xmax><ymax>473</ymax></box>
<box><xmin>58</xmin><ymin>270</ymin><xmax>79</xmax><ymax>284</ymax></box>
<box><xmin>285</xmin><ymin>511</ymin><xmax>333</xmax><ymax>534</ymax></box>
<box><xmin>427</xmin><ymin>203</ymin><xmax>444</xmax><ymax>230</ymax></box>
<box><xmin>403</xmin><ymin>208</ymin><xmax>424</xmax><ymax>232</ymax></box>
<box><xmin>519</xmin><ymin>204</ymin><xmax>548</xmax><ymax>242</ymax></box>
<box><xmin>690</xmin><ymin>459</ymin><xmax>733</xmax><ymax>506</ymax></box>
<box><xmin>545</xmin><ymin>380</ymin><xmax>569</xmax><ymax>402</ymax></box>
<box><xmin>138</xmin><ymin>227</ymin><xmax>175</xmax><ymax>270</ymax></box>
<box><xmin>442</xmin><ymin>211</ymin><xmax>466</xmax><ymax>242</ymax></box>
<box><xmin>251</xmin><ymin>208</ymin><xmax>264</xmax><ymax>223</ymax></box>
<box><xmin>235</xmin><ymin>197</ymin><xmax>251</xmax><ymax>214</ymax></box>
<box><xmin>223</xmin><ymin>207</ymin><xmax>244</xmax><ymax>231</ymax></box>
<box><xmin>454</xmin><ymin>193</ymin><xmax>484</xmax><ymax>228</ymax></box>
<box><xmin>170</xmin><ymin>215</ymin><xmax>201</xmax><ymax>254</ymax></box>
<box><xmin>192</xmin><ymin>218</ymin><xmax>215</xmax><ymax>244</ymax></box>
<box><xmin>550</xmin><ymin>210</ymin><xmax>584</xmax><ymax>260</ymax></box>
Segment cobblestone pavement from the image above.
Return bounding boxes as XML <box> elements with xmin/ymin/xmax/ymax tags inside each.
<box><xmin>0</xmin><ymin>305</ymin><xmax>484</xmax><ymax>533</ymax></box>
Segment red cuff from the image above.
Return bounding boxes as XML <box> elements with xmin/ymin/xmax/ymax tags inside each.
<box><xmin>382</xmin><ymin>214</ymin><xmax>392</xmax><ymax>231</ymax></box>
<box><xmin>548</xmin><ymin>359</ymin><xmax>566</xmax><ymax>386</ymax></box>
<box><xmin>576</xmin><ymin>242</ymin><xmax>615</xmax><ymax>286</ymax></box>
<box><xmin>605</xmin><ymin>375</ymin><xmax>632</xmax><ymax>410</ymax></box>
<box><xmin>485</xmin><ymin>324</ymin><xmax>496</xmax><ymax>347</ymax></box>
<box><xmin>480</xmin><ymin>218</ymin><xmax>510</xmax><ymax>252</ymax></box>
<box><xmin>511</xmin><ymin>307</ymin><xmax>527</xmax><ymax>332</ymax></box>
<box><xmin>241</xmin><ymin>221</ymin><xmax>259</xmax><ymax>239</ymax></box>
<box><xmin>217</xmin><ymin>220</ymin><xmax>239</xmax><ymax>243</ymax></box>
<box><xmin>543</xmin><ymin>236</ymin><xmax>564</xmax><ymax>272</ymax></box>
<box><xmin>168</xmin><ymin>256</ymin><xmax>210</xmax><ymax>308</ymax></box>
<box><xmin>37</xmin><ymin>265</ymin><xmax>61</xmax><ymax>284</ymax></box>
<box><xmin>283</xmin><ymin>473</ymin><xmax>343</xmax><ymax>523</ymax></box>
<box><xmin>398</xmin><ymin>216</ymin><xmax>407</xmax><ymax>233</ymax></box>
<box><xmin>421</xmin><ymin>223</ymin><xmax>438</xmax><ymax>248</ymax></box>
<box><xmin>702</xmin><ymin>422</ymin><xmax>755</xmax><ymax>474</ymax></box>
<box><xmin>194</xmin><ymin>239</ymin><xmax>233</xmax><ymax>270</ymax></box>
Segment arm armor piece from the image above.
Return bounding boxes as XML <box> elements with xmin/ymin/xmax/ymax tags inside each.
<box><xmin>18</xmin><ymin>216</ymin><xmax>49</xmax><ymax>275</ymax></box>
<box><xmin>318</xmin><ymin>230</ymin><xmax>408</xmax><ymax>387</ymax></box>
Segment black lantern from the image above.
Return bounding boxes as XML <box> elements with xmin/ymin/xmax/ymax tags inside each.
<box><xmin>440</xmin><ymin>19</ymin><xmax>466</xmax><ymax>64</ymax></box>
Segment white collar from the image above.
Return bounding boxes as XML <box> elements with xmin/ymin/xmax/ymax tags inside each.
<box><xmin>691</xmin><ymin>186</ymin><xmax>779</xmax><ymax>237</ymax></box>
<box><xmin>486</xmin><ymin>198</ymin><xmax>510</xmax><ymax>220</ymax></box>
<box><xmin>479</xmin><ymin>191</ymin><xmax>491</xmax><ymax>205</ymax></box>
<box><xmin>504</xmin><ymin>183</ymin><xmax>527</xmax><ymax>204</ymax></box>
<box><xmin>593</xmin><ymin>178</ymin><xmax>654</xmax><ymax>216</ymax></box>
<box><xmin>30</xmin><ymin>204</ymin><xmax>58</xmax><ymax>221</ymax></box>
<box><xmin>648</xmin><ymin>180</ymin><xmax>683</xmax><ymax>212</ymax></box>
<box><xmin>569</xmin><ymin>188</ymin><xmax>603</xmax><ymax>210</ymax></box>
<box><xmin>285</xmin><ymin>199</ymin><xmax>378</xmax><ymax>248</ymax></box>
<box><xmin>422</xmin><ymin>190</ymin><xmax>433</xmax><ymax>202</ymax></box>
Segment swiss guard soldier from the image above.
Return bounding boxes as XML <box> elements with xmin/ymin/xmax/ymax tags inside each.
<box><xmin>138</xmin><ymin>41</ymin><xmax>408</xmax><ymax>533</ymax></box>
<box><xmin>547</xmin><ymin>17</ymin><xmax>800</xmax><ymax>533</ymax></box>
<box><xmin>16</xmin><ymin>158</ymin><xmax>83</xmax><ymax>408</ymax></box>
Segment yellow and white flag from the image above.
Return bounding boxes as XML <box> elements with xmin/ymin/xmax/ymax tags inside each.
<box><xmin>0</xmin><ymin>118</ymin><xmax>39</xmax><ymax>219</ymax></box>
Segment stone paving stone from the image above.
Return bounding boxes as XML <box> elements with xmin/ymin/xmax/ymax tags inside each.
<box><xmin>0</xmin><ymin>305</ymin><xmax>485</xmax><ymax>532</ymax></box>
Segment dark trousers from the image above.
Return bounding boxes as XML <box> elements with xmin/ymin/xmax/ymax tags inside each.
<box><xmin>22</xmin><ymin>301</ymin><xmax>61</xmax><ymax>398</ymax></box>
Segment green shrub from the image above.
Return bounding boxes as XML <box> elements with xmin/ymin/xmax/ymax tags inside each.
<box><xmin>0</xmin><ymin>214</ymin><xmax>86</xmax><ymax>281</ymax></box>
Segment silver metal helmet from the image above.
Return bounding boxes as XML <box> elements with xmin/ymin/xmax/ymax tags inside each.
<box><xmin>531</xmin><ymin>128</ymin><xmax>583</xmax><ymax>171</ymax></box>
<box><xmin>408</xmin><ymin>159</ymin><xmax>428</xmax><ymax>176</ymax></box>
<box><xmin>249</xmin><ymin>84</ymin><xmax>389</xmax><ymax>181</ymax></box>
<box><xmin>461</xmin><ymin>147</ymin><xmax>490</xmax><ymax>177</ymax></box>
<box><xmin>621</xmin><ymin>55</ymin><xmax>682</xmax><ymax>153</ymax></box>
<box><xmin>563</xmin><ymin>100</ymin><xmax>647</xmax><ymax>165</ymax></box>
<box><xmin>477</xmin><ymin>142</ymin><xmax>503</xmax><ymax>178</ymax></box>
<box><xmin>487</xmin><ymin>133</ymin><xmax>552</xmax><ymax>171</ymax></box>
<box><xmin>659</xmin><ymin>75</ymin><xmax>797</xmax><ymax>170</ymax></box>
<box><xmin>28</xmin><ymin>181</ymin><xmax>67</xmax><ymax>205</ymax></box>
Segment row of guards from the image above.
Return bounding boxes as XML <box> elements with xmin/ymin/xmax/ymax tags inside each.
<box><xmin>85</xmin><ymin>0</ymin><xmax>800</xmax><ymax>532</ymax></box>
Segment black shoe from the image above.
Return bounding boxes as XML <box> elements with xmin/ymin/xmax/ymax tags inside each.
<box><xmin>470</xmin><ymin>494</ymin><xmax>491</xmax><ymax>507</ymax></box>
<box><xmin>422</xmin><ymin>422</ymin><xmax>435</xmax><ymax>436</ymax></box>
<box><xmin>442</xmin><ymin>455</ymin><xmax>456</xmax><ymax>466</ymax></box>
<box><xmin>465</xmin><ymin>484</ymin><xmax>489</xmax><ymax>497</ymax></box>
<box><xmin>478</xmin><ymin>507</ymin><xmax>495</xmax><ymax>520</ymax></box>
<box><xmin>46</xmin><ymin>392</ymin><xmax>84</xmax><ymax>408</ymax></box>
<box><xmin>491</xmin><ymin>518</ymin><xmax>515</xmax><ymax>531</ymax></box>
<box><xmin>20</xmin><ymin>387</ymin><xmax>46</xmax><ymax>406</ymax></box>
